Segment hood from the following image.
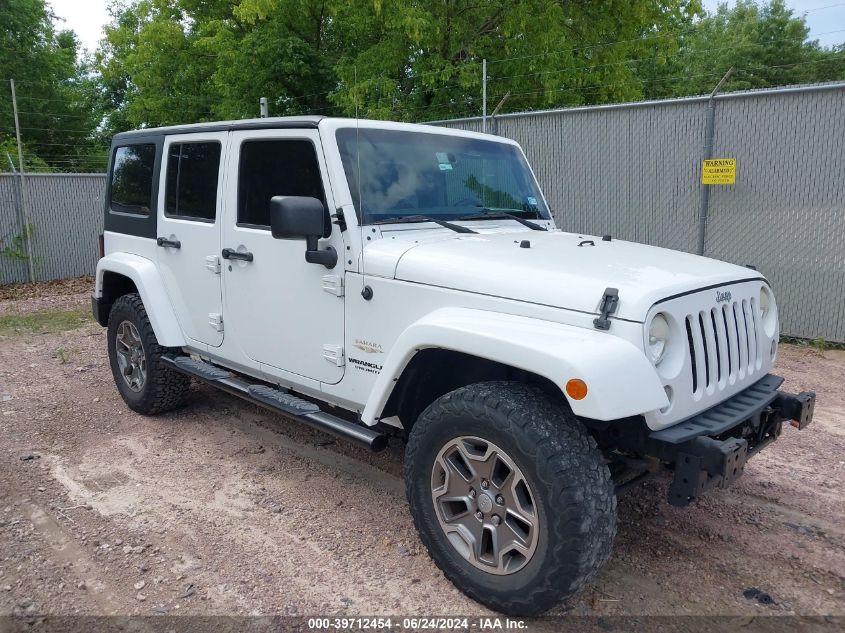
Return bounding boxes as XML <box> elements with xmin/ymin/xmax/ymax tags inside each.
<box><xmin>363</xmin><ymin>228</ymin><xmax>763</xmax><ymax>322</ymax></box>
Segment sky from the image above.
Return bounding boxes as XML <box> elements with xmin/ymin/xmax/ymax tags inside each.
<box><xmin>48</xmin><ymin>0</ymin><xmax>110</xmax><ymax>54</ymax></box>
<box><xmin>49</xmin><ymin>0</ymin><xmax>845</xmax><ymax>54</ymax></box>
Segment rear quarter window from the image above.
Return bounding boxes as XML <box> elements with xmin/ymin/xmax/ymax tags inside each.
<box><xmin>110</xmin><ymin>144</ymin><xmax>156</xmax><ymax>215</ymax></box>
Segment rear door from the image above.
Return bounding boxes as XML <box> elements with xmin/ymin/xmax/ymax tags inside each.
<box><xmin>156</xmin><ymin>133</ymin><xmax>227</xmax><ymax>348</ymax></box>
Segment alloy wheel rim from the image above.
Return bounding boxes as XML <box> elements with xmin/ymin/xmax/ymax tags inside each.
<box><xmin>431</xmin><ymin>436</ymin><xmax>539</xmax><ymax>575</ymax></box>
<box><xmin>115</xmin><ymin>320</ymin><xmax>146</xmax><ymax>392</ymax></box>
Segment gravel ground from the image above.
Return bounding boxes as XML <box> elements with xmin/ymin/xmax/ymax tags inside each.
<box><xmin>0</xmin><ymin>283</ymin><xmax>843</xmax><ymax>622</ymax></box>
<box><xmin>0</xmin><ymin>277</ymin><xmax>91</xmax><ymax>317</ymax></box>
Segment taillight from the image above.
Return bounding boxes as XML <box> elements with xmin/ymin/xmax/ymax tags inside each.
<box><xmin>97</xmin><ymin>234</ymin><xmax>105</xmax><ymax>259</ymax></box>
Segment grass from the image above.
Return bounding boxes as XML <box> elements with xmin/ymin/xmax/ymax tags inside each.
<box><xmin>0</xmin><ymin>308</ymin><xmax>90</xmax><ymax>338</ymax></box>
<box><xmin>780</xmin><ymin>335</ymin><xmax>845</xmax><ymax>352</ymax></box>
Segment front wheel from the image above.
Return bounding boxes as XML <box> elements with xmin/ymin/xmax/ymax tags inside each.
<box><xmin>404</xmin><ymin>382</ymin><xmax>616</xmax><ymax>616</ymax></box>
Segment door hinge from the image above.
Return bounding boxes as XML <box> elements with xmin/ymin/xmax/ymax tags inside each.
<box><xmin>322</xmin><ymin>344</ymin><xmax>345</xmax><ymax>367</ymax></box>
<box><xmin>321</xmin><ymin>274</ymin><xmax>344</xmax><ymax>297</ymax></box>
<box><xmin>205</xmin><ymin>255</ymin><xmax>221</xmax><ymax>274</ymax></box>
<box><xmin>208</xmin><ymin>313</ymin><xmax>224</xmax><ymax>332</ymax></box>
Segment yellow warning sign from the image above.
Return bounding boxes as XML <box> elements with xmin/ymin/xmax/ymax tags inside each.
<box><xmin>702</xmin><ymin>158</ymin><xmax>736</xmax><ymax>185</ymax></box>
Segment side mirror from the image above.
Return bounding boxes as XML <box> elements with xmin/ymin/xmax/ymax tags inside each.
<box><xmin>270</xmin><ymin>196</ymin><xmax>337</xmax><ymax>269</ymax></box>
<box><xmin>270</xmin><ymin>196</ymin><xmax>326</xmax><ymax>239</ymax></box>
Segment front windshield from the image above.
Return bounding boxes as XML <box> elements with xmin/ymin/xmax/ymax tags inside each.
<box><xmin>335</xmin><ymin>128</ymin><xmax>550</xmax><ymax>225</ymax></box>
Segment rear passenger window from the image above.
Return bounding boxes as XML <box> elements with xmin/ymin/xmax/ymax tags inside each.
<box><xmin>237</xmin><ymin>140</ymin><xmax>326</xmax><ymax>227</ymax></box>
<box><xmin>165</xmin><ymin>142</ymin><xmax>221</xmax><ymax>221</ymax></box>
<box><xmin>110</xmin><ymin>144</ymin><xmax>156</xmax><ymax>215</ymax></box>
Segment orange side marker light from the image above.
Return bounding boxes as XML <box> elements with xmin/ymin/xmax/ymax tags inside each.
<box><xmin>566</xmin><ymin>379</ymin><xmax>588</xmax><ymax>400</ymax></box>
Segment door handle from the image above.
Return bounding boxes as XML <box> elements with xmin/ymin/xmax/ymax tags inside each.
<box><xmin>222</xmin><ymin>248</ymin><xmax>254</xmax><ymax>262</ymax></box>
<box><xmin>156</xmin><ymin>237</ymin><xmax>181</xmax><ymax>249</ymax></box>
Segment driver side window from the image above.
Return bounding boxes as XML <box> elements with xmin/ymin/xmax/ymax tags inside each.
<box><xmin>237</xmin><ymin>139</ymin><xmax>327</xmax><ymax>228</ymax></box>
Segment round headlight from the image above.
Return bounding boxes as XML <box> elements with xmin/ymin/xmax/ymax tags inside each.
<box><xmin>759</xmin><ymin>286</ymin><xmax>777</xmax><ymax>337</ymax></box>
<box><xmin>759</xmin><ymin>287</ymin><xmax>771</xmax><ymax>319</ymax></box>
<box><xmin>648</xmin><ymin>313</ymin><xmax>670</xmax><ymax>365</ymax></box>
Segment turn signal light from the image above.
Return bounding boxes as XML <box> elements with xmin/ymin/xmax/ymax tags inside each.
<box><xmin>566</xmin><ymin>379</ymin><xmax>588</xmax><ymax>400</ymax></box>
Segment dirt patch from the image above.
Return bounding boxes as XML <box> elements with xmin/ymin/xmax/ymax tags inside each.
<box><xmin>0</xmin><ymin>276</ymin><xmax>92</xmax><ymax>317</ymax></box>
<box><xmin>0</xmin><ymin>310</ymin><xmax>842</xmax><ymax>618</ymax></box>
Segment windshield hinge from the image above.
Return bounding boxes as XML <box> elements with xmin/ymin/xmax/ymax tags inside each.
<box><xmin>332</xmin><ymin>208</ymin><xmax>347</xmax><ymax>232</ymax></box>
<box><xmin>593</xmin><ymin>288</ymin><xmax>619</xmax><ymax>331</ymax></box>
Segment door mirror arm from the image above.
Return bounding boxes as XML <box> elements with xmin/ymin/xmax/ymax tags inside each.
<box><xmin>305</xmin><ymin>237</ymin><xmax>337</xmax><ymax>269</ymax></box>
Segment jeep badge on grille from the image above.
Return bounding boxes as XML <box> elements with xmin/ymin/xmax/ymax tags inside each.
<box><xmin>716</xmin><ymin>290</ymin><xmax>732</xmax><ymax>303</ymax></box>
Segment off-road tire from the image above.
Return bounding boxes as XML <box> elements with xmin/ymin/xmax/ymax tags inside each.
<box><xmin>405</xmin><ymin>381</ymin><xmax>616</xmax><ymax>616</ymax></box>
<box><xmin>107</xmin><ymin>293</ymin><xmax>189</xmax><ymax>415</ymax></box>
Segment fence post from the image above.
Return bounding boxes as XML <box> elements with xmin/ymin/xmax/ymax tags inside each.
<box><xmin>490</xmin><ymin>91</ymin><xmax>510</xmax><ymax>136</ymax></box>
<box><xmin>9</xmin><ymin>79</ymin><xmax>36</xmax><ymax>283</ymax></box>
<box><xmin>482</xmin><ymin>59</ymin><xmax>487</xmax><ymax>133</ymax></box>
<box><xmin>696</xmin><ymin>67</ymin><xmax>733</xmax><ymax>256</ymax></box>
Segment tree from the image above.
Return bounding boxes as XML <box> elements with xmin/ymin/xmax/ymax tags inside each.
<box><xmin>299</xmin><ymin>0</ymin><xmax>706</xmax><ymax>120</ymax></box>
<box><xmin>639</xmin><ymin>0</ymin><xmax>845</xmax><ymax>99</ymax></box>
<box><xmin>72</xmin><ymin>0</ymin><xmax>845</xmax><ymax>140</ymax></box>
<box><xmin>0</xmin><ymin>0</ymin><xmax>105</xmax><ymax>172</ymax></box>
<box><xmin>95</xmin><ymin>0</ymin><xmax>342</xmax><ymax>131</ymax></box>
<box><xmin>97</xmin><ymin>0</ymin><xmax>706</xmax><ymax>127</ymax></box>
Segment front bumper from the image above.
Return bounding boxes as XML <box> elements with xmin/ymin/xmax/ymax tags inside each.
<box><xmin>616</xmin><ymin>374</ymin><xmax>815</xmax><ymax>506</ymax></box>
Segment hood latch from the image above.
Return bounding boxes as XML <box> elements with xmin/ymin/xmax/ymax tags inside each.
<box><xmin>593</xmin><ymin>288</ymin><xmax>619</xmax><ymax>331</ymax></box>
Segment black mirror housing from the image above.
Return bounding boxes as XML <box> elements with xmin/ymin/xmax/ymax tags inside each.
<box><xmin>269</xmin><ymin>196</ymin><xmax>337</xmax><ymax>269</ymax></box>
<box><xmin>270</xmin><ymin>196</ymin><xmax>327</xmax><ymax>239</ymax></box>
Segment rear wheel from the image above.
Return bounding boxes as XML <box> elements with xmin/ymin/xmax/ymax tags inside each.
<box><xmin>404</xmin><ymin>381</ymin><xmax>616</xmax><ymax>616</ymax></box>
<box><xmin>107</xmin><ymin>293</ymin><xmax>189</xmax><ymax>415</ymax></box>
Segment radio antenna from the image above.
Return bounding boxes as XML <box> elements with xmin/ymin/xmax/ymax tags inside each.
<box><xmin>355</xmin><ymin>66</ymin><xmax>367</xmax><ymax>290</ymax></box>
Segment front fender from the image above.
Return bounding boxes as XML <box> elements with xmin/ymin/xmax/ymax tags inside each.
<box><xmin>95</xmin><ymin>252</ymin><xmax>186</xmax><ymax>347</ymax></box>
<box><xmin>361</xmin><ymin>307</ymin><xmax>668</xmax><ymax>425</ymax></box>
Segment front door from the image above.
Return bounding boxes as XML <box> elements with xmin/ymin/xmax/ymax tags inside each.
<box><xmin>156</xmin><ymin>133</ymin><xmax>227</xmax><ymax>347</ymax></box>
<box><xmin>221</xmin><ymin>130</ymin><xmax>345</xmax><ymax>384</ymax></box>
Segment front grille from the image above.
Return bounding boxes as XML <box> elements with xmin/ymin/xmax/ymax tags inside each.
<box><xmin>684</xmin><ymin>298</ymin><xmax>760</xmax><ymax>395</ymax></box>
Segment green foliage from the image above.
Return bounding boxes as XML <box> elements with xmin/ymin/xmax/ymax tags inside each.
<box><xmin>780</xmin><ymin>335</ymin><xmax>845</xmax><ymax>351</ymax></box>
<box><xmin>640</xmin><ymin>0</ymin><xmax>845</xmax><ymax>98</ymax></box>
<box><xmin>0</xmin><ymin>223</ymin><xmax>36</xmax><ymax>262</ymax></box>
<box><xmin>0</xmin><ymin>138</ymin><xmax>51</xmax><ymax>172</ymax></box>
<box><xmin>3</xmin><ymin>0</ymin><xmax>845</xmax><ymax>149</ymax></box>
<box><xmin>0</xmin><ymin>0</ymin><xmax>107</xmax><ymax>172</ymax></box>
<box><xmin>93</xmin><ymin>0</ymin><xmax>843</xmax><ymax>129</ymax></box>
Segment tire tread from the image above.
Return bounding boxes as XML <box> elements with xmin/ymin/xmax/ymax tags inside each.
<box><xmin>108</xmin><ymin>293</ymin><xmax>189</xmax><ymax>415</ymax></box>
<box><xmin>404</xmin><ymin>381</ymin><xmax>617</xmax><ymax>616</ymax></box>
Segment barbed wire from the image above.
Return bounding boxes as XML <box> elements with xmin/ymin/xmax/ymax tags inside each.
<box><xmin>485</xmin><ymin>57</ymin><xmax>845</xmax><ymax>103</ymax></box>
<box><xmin>489</xmin><ymin>29</ymin><xmax>845</xmax><ymax>82</ymax></box>
<box><xmin>2</xmin><ymin>47</ymin><xmax>843</xmax><ymax>172</ymax></box>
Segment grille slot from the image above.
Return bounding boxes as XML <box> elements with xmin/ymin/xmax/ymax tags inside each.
<box><xmin>686</xmin><ymin>296</ymin><xmax>760</xmax><ymax>395</ymax></box>
<box><xmin>685</xmin><ymin>317</ymin><xmax>698</xmax><ymax>394</ymax></box>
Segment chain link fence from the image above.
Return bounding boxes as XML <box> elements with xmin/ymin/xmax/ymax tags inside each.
<box><xmin>0</xmin><ymin>174</ymin><xmax>105</xmax><ymax>284</ymax></box>
<box><xmin>434</xmin><ymin>82</ymin><xmax>845</xmax><ymax>342</ymax></box>
<box><xmin>1</xmin><ymin>83</ymin><xmax>843</xmax><ymax>341</ymax></box>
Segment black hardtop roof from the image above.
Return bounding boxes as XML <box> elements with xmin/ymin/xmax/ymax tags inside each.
<box><xmin>111</xmin><ymin>115</ymin><xmax>325</xmax><ymax>142</ymax></box>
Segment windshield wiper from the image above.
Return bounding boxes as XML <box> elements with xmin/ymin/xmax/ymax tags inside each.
<box><xmin>372</xmin><ymin>215</ymin><xmax>476</xmax><ymax>234</ymax></box>
<box><xmin>457</xmin><ymin>209</ymin><xmax>547</xmax><ymax>231</ymax></box>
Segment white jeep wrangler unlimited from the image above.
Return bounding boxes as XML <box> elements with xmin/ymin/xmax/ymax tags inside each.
<box><xmin>93</xmin><ymin>116</ymin><xmax>814</xmax><ymax>615</ymax></box>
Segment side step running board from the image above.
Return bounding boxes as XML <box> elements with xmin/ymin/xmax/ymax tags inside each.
<box><xmin>161</xmin><ymin>355</ymin><xmax>388</xmax><ymax>452</ymax></box>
